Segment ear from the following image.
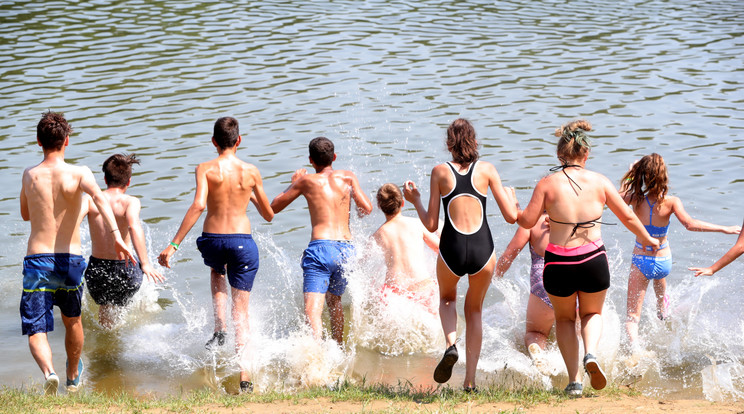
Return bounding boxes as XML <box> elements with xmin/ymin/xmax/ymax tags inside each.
<box><xmin>65</xmin><ymin>136</ymin><xmax>69</xmax><ymax>147</ymax></box>
<box><xmin>211</xmin><ymin>137</ymin><xmax>218</xmax><ymax>148</ymax></box>
<box><xmin>37</xmin><ymin>137</ymin><xmax>42</xmax><ymax>147</ymax></box>
<box><xmin>127</xmin><ymin>178</ymin><xmax>131</xmax><ymax>187</ymax></box>
<box><xmin>332</xmin><ymin>153</ymin><xmax>337</xmax><ymax>162</ymax></box>
<box><xmin>235</xmin><ymin>135</ymin><xmax>242</xmax><ymax>148</ymax></box>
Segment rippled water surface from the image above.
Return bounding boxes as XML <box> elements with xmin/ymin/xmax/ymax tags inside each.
<box><xmin>1</xmin><ymin>0</ymin><xmax>742</xmax><ymax>400</ymax></box>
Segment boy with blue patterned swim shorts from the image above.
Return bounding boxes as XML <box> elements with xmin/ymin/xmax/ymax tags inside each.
<box><xmin>20</xmin><ymin>111</ymin><xmax>135</xmax><ymax>395</ymax></box>
<box><xmin>271</xmin><ymin>137</ymin><xmax>373</xmax><ymax>345</ymax></box>
<box><xmin>158</xmin><ymin>117</ymin><xmax>274</xmax><ymax>394</ymax></box>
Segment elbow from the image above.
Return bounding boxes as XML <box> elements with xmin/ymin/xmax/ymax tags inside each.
<box><xmin>264</xmin><ymin>211</ymin><xmax>275</xmax><ymax>222</ymax></box>
<box><xmin>504</xmin><ymin>213</ymin><xmax>517</xmax><ymax>225</ymax></box>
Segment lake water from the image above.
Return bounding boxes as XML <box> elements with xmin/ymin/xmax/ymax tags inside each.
<box><xmin>0</xmin><ymin>0</ymin><xmax>742</xmax><ymax>401</ymax></box>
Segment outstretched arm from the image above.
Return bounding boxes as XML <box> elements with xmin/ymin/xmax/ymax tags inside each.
<box><xmin>126</xmin><ymin>198</ymin><xmax>164</xmax><ymax>283</ymax></box>
<box><xmin>349</xmin><ymin>172</ymin><xmax>373</xmax><ymax>217</ymax></box>
<box><xmin>488</xmin><ymin>164</ymin><xmax>518</xmax><ymax>224</ymax></box>
<box><xmin>604</xmin><ymin>177</ymin><xmax>659</xmax><ymax>251</ymax></box>
<box><xmin>403</xmin><ymin>167</ymin><xmax>442</xmax><ymax>233</ymax></box>
<box><xmin>690</xmin><ymin>219</ymin><xmax>744</xmax><ymax>276</ymax></box>
<box><xmin>158</xmin><ymin>165</ymin><xmax>208</xmax><ymax>268</ymax></box>
<box><xmin>80</xmin><ymin>168</ymin><xmax>136</xmax><ymax>265</ymax></box>
<box><xmin>672</xmin><ymin>198</ymin><xmax>742</xmax><ymax>234</ymax></box>
<box><xmin>494</xmin><ymin>225</ymin><xmax>530</xmax><ymax>278</ymax></box>
<box><xmin>517</xmin><ymin>179</ymin><xmax>546</xmax><ymax>229</ymax></box>
<box><xmin>250</xmin><ymin>170</ymin><xmax>274</xmax><ymax>222</ymax></box>
<box><xmin>270</xmin><ymin>169</ymin><xmax>306</xmax><ymax>214</ymax></box>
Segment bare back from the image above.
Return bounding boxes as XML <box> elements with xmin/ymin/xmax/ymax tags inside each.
<box><xmin>540</xmin><ymin>168</ymin><xmax>608</xmax><ymax>247</ymax></box>
<box><xmin>299</xmin><ymin>169</ymin><xmax>356</xmax><ymax>240</ymax></box>
<box><xmin>21</xmin><ymin>160</ymin><xmax>89</xmax><ymax>255</ymax></box>
<box><xmin>373</xmin><ymin>215</ymin><xmax>433</xmax><ymax>289</ymax></box>
<box><xmin>85</xmin><ymin>190</ymin><xmax>134</xmax><ymax>259</ymax></box>
<box><xmin>201</xmin><ymin>154</ymin><xmax>257</xmax><ymax>234</ymax></box>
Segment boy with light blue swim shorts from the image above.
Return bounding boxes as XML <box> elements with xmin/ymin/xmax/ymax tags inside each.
<box><xmin>271</xmin><ymin>137</ymin><xmax>373</xmax><ymax>345</ymax></box>
<box><xmin>20</xmin><ymin>111</ymin><xmax>135</xmax><ymax>395</ymax></box>
<box><xmin>158</xmin><ymin>117</ymin><xmax>273</xmax><ymax>394</ymax></box>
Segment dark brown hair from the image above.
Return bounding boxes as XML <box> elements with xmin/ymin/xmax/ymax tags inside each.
<box><xmin>37</xmin><ymin>111</ymin><xmax>71</xmax><ymax>150</ymax></box>
<box><xmin>555</xmin><ymin>119</ymin><xmax>592</xmax><ymax>162</ymax></box>
<box><xmin>377</xmin><ymin>183</ymin><xmax>403</xmax><ymax>216</ymax></box>
<box><xmin>620</xmin><ymin>153</ymin><xmax>668</xmax><ymax>206</ymax></box>
<box><xmin>446</xmin><ymin>118</ymin><xmax>479</xmax><ymax>167</ymax></box>
<box><xmin>309</xmin><ymin>136</ymin><xmax>334</xmax><ymax>167</ymax></box>
<box><xmin>213</xmin><ymin>117</ymin><xmax>239</xmax><ymax>149</ymax></box>
<box><xmin>103</xmin><ymin>153</ymin><xmax>140</xmax><ymax>188</ymax></box>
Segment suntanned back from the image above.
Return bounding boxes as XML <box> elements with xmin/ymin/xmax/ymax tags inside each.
<box><xmin>375</xmin><ymin>215</ymin><xmax>429</xmax><ymax>287</ymax></box>
<box><xmin>202</xmin><ymin>156</ymin><xmax>256</xmax><ymax>234</ymax></box>
<box><xmin>86</xmin><ymin>191</ymin><xmax>133</xmax><ymax>259</ymax></box>
<box><xmin>302</xmin><ymin>169</ymin><xmax>354</xmax><ymax>241</ymax></box>
<box><xmin>22</xmin><ymin>161</ymin><xmax>86</xmax><ymax>255</ymax></box>
<box><xmin>543</xmin><ymin>168</ymin><xmax>607</xmax><ymax>246</ymax></box>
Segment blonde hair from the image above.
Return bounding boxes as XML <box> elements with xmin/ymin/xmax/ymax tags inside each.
<box><xmin>555</xmin><ymin>119</ymin><xmax>592</xmax><ymax>162</ymax></box>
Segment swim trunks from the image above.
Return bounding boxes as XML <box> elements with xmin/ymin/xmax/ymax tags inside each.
<box><xmin>301</xmin><ymin>240</ymin><xmax>354</xmax><ymax>296</ymax></box>
<box><xmin>20</xmin><ymin>253</ymin><xmax>86</xmax><ymax>336</ymax></box>
<box><xmin>543</xmin><ymin>239</ymin><xmax>610</xmax><ymax>297</ymax></box>
<box><xmin>380</xmin><ymin>283</ymin><xmax>437</xmax><ymax>313</ymax></box>
<box><xmin>528</xmin><ymin>245</ymin><xmax>552</xmax><ymax>308</ymax></box>
<box><xmin>85</xmin><ymin>256</ymin><xmax>143</xmax><ymax>306</ymax></box>
<box><xmin>439</xmin><ymin>161</ymin><xmax>494</xmax><ymax>277</ymax></box>
<box><xmin>631</xmin><ymin>253</ymin><xmax>672</xmax><ymax>280</ymax></box>
<box><xmin>196</xmin><ymin>233</ymin><xmax>259</xmax><ymax>292</ymax></box>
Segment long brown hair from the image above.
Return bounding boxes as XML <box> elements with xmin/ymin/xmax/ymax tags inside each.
<box><xmin>446</xmin><ymin>118</ymin><xmax>479</xmax><ymax>168</ymax></box>
<box><xmin>620</xmin><ymin>153</ymin><xmax>668</xmax><ymax>206</ymax></box>
<box><xmin>555</xmin><ymin>119</ymin><xmax>592</xmax><ymax>163</ymax></box>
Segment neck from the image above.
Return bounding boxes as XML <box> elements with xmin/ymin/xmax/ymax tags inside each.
<box><xmin>42</xmin><ymin>148</ymin><xmax>65</xmax><ymax>163</ymax></box>
<box><xmin>217</xmin><ymin>146</ymin><xmax>237</xmax><ymax>157</ymax></box>
<box><xmin>314</xmin><ymin>165</ymin><xmax>333</xmax><ymax>174</ymax></box>
<box><xmin>105</xmin><ymin>186</ymin><xmax>127</xmax><ymax>195</ymax></box>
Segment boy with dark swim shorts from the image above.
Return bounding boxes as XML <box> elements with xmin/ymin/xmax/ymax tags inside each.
<box><xmin>158</xmin><ymin>117</ymin><xmax>273</xmax><ymax>393</ymax></box>
<box><xmin>83</xmin><ymin>154</ymin><xmax>164</xmax><ymax>329</ymax></box>
<box><xmin>271</xmin><ymin>137</ymin><xmax>373</xmax><ymax>345</ymax></box>
<box><xmin>20</xmin><ymin>111</ymin><xmax>135</xmax><ymax>395</ymax></box>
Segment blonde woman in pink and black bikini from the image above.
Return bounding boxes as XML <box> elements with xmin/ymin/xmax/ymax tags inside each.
<box><xmin>517</xmin><ymin>120</ymin><xmax>659</xmax><ymax>396</ymax></box>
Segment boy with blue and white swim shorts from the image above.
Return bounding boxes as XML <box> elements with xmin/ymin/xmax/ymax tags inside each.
<box><xmin>271</xmin><ymin>136</ymin><xmax>373</xmax><ymax>345</ymax></box>
<box><xmin>20</xmin><ymin>111</ymin><xmax>135</xmax><ymax>395</ymax></box>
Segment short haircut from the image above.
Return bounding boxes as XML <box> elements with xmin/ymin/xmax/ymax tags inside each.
<box><xmin>37</xmin><ymin>111</ymin><xmax>71</xmax><ymax>150</ymax></box>
<box><xmin>377</xmin><ymin>183</ymin><xmax>403</xmax><ymax>216</ymax></box>
<box><xmin>308</xmin><ymin>136</ymin><xmax>334</xmax><ymax>167</ymax></box>
<box><xmin>213</xmin><ymin>117</ymin><xmax>239</xmax><ymax>149</ymax></box>
<box><xmin>103</xmin><ymin>153</ymin><xmax>140</xmax><ymax>188</ymax></box>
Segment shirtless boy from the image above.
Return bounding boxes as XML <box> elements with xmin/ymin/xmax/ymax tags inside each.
<box><xmin>270</xmin><ymin>137</ymin><xmax>373</xmax><ymax>345</ymax></box>
<box><xmin>158</xmin><ymin>117</ymin><xmax>273</xmax><ymax>393</ymax></box>
<box><xmin>20</xmin><ymin>111</ymin><xmax>135</xmax><ymax>395</ymax></box>
<box><xmin>372</xmin><ymin>183</ymin><xmax>439</xmax><ymax>309</ymax></box>
<box><xmin>83</xmin><ymin>154</ymin><xmax>164</xmax><ymax>329</ymax></box>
